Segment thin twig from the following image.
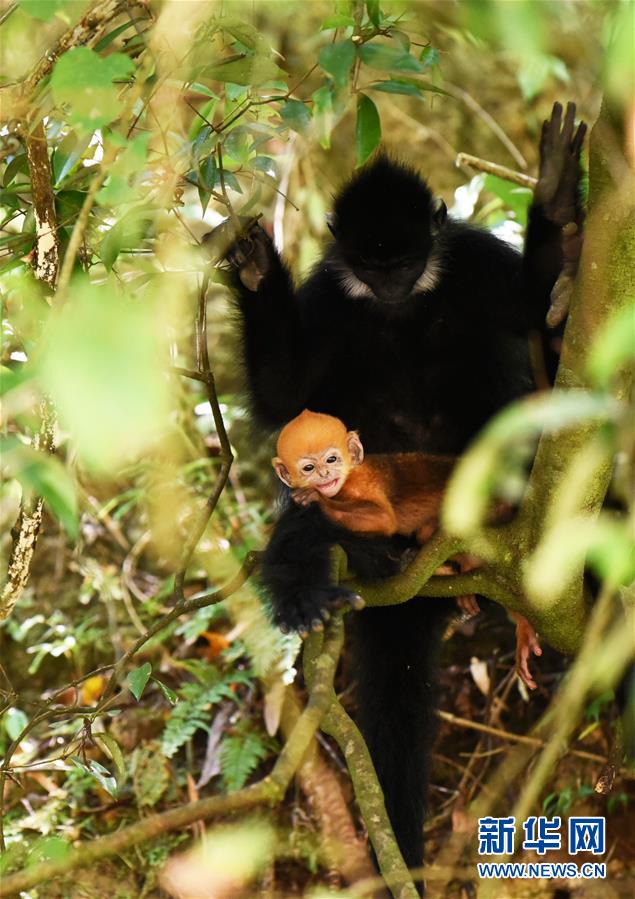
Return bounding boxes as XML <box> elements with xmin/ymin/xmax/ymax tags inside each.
<box><xmin>456</xmin><ymin>152</ymin><xmax>537</xmax><ymax>189</ymax></box>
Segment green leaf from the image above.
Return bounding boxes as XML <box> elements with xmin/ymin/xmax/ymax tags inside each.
<box><xmin>484</xmin><ymin>174</ymin><xmax>532</xmax><ymax>226</ymax></box>
<box><xmin>70</xmin><ymin>756</ymin><xmax>118</xmax><ymax>797</ymax></box>
<box><xmin>1</xmin><ymin>438</ymin><xmax>78</xmax><ymax>538</ymax></box>
<box><xmin>370</xmin><ymin>79</ymin><xmax>423</xmax><ymax>97</ymax></box>
<box><xmin>366</xmin><ymin>0</ymin><xmax>381</xmax><ymax>27</ymax></box>
<box><xmin>321</xmin><ymin>14</ymin><xmax>355</xmax><ymax>29</ymax></box>
<box><xmin>4</xmin><ymin>707</ymin><xmax>28</xmax><ymax>741</ymax></box>
<box><xmin>94</xmin><ymin>19</ymin><xmax>142</xmax><ymax>52</ymax></box>
<box><xmin>420</xmin><ymin>46</ymin><xmax>440</xmax><ymax>68</ymax></box>
<box><xmin>100</xmin><ymin>209</ymin><xmax>153</xmax><ymax>271</ymax></box>
<box><xmin>204</xmin><ymin>56</ymin><xmax>282</xmax><ymax>87</ymax></box>
<box><xmin>443</xmin><ymin>391</ymin><xmax>619</xmax><ymax>536</ymax></box>
<box><xmin>51</xmin><ymin>48</ymin><xmax>135</xmax><ymax>130</ymax></box>
<box><xmin>355</xmin><ymin>94</ymin><xmax>381</xmax><ymax>167</ymax></box>
<box><xmin>220</xmin><ymin>731</ymin><xmax>270</xmax><ymax>791</ymax></box>
<box><xmin>28</xmin><ymin>836</ymin><xmax>70</xmax><ymax>864</ymax></box>
<box><xmin>280</xmin><ymin>99</ymin><xmax>312</xmax><ymax>134</ymax></box>
<box><xmin>97</xmin><ymin>133</ymin><xmax>150</xmax><ymax>206</ymax></box>
<box><xmin>52</xmin><ymin>131</ymin><xmax>93</xmax><ymax>187</ymax></box>
<box><xmin>153</xmin><ymin>677</ymin><xmax>178</xmax><ymax>705</ymax></box>
<box><xmin>93</xmin><ymin>733</ymin><xmax>126</xmax><ymax>788</ymax></box>
<box><xmin>390</xmin><ymin>29</ymin><xmax>410</xmax><ymax>51</ymax></box>
<box><xmin>587</xmin><ymin>301</ymin><xmax>635</xmax><ymax>388</ymax></box>
<box><xmin>17</xmin><ymin>0</ymin><xmax>66</xmax><ymax>21</ymax></box>
<box><xmin>319</xmin><ymin>39</ymin><xmax>356</xmax><ymax>87</ymax></box>
<box><xmin>128</xmin><ymin>662</ymin><xmax>152</xmax><ymax>701</ymax></box>
<box><xmin>358</xmin><ymin>43</ymin><xmax>424</xmax><ymax>73</ymax></box>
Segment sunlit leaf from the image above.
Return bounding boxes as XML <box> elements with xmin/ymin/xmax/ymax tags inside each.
<box><xmin>94</xmin><ymin>732</ymin><xmax>127</xmax><ymax>788</ymax></box>
<box><xmin>38</xmin><ymin>279</ymin><xmax>171</xmax><ymax>471</ymax></box>
<box><xmin>443</xmin><ymin>391</ymin><xmax>619</xmax><ymax>536</ymax></box>
<box><xmin>96</xmin><ymin>132</ymin><xmax>150</xmax><ymax>206</ymax></box>
<box><xmin>51</xmin><ymin>48</ymin><xmax>135</xmax><ymax>130</ymax></box>
<box><xmin>355</xmin><ymin>94</ymin><xmax>381</xmax><ymax>167</ymax></box>
<box><xmin>321</xmin><ymin>14</ymin><xmax>355</xmax><ymax>30</ymax></box>
<box><xmin>17</xmin><ymin>0</ymin><xmax>67</xmax><ymax>21</ymax></box>
<box><xmin>312</xmin><ymin>85</ymin><xmax>334</xmax><ymax>150</ymax></box>
<box><xmin>28</xmin><ymin>836</ymin><xmax>70</xmax><ymax>863</ymax></box>
<box><xmin>4</xmin><ymin>707</ymin><xmax>28</xmax><ymax>741</ymax></box>
<box><xmin>484</xmin><ymin>174</ymin><xmax>532</xmax><ymax>226</ymax></box>
<box><xmin>1</xmin><ymin>438</ymin><xmax>78</xmax><ymax>538</ymax></box>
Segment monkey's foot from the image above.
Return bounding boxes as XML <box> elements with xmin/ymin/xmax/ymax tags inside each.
<box><xmin>275</xmin><ymin>586</ymin><xmax>365</xmax><ymax>637</ymax></box>
<box><xmin>513</xmin><ymin>612</ymin><xmax>542</xmax><ymax>691</ymax></box>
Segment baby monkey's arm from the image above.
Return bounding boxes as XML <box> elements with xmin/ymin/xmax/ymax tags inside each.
<box><xmin>292</xmin><ymin>487</ymin><xmax>398</xmax><ymax>535</ymax></box>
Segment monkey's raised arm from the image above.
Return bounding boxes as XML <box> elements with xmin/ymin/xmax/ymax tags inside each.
<box><xmin>523</xmin><ymin>102</ymin><xmax>587</xmax><ymax>332</ymax></box>
<box><xmin>223</xmin><ymin>224</ymin><xmax>316</xmax><ymax>429</ymax></box>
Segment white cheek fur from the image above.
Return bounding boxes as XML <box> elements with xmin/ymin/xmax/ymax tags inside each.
<box><xmin>334</xmin><ymin>249</ymin><xmax>444</xmax><ymax>299</ymax></box>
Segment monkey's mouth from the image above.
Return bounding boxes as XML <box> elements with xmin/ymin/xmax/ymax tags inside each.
<box><xmin>317</xmin><ymin>478</ymin><xmax>341</xmax><ymax>496</ymax></box>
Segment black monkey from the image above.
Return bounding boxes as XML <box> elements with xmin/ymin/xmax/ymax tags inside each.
<box><xmin>222</xmin><ymin>102</ymin><xmax>586</xmax><ymax>888</ymax></box>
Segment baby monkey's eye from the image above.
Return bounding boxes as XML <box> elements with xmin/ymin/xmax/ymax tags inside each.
<box><xmin>302</xmin><ymin>464</ymin><xmax>315</xmax><ymax>473</ymax></box>
<box><xmin>326</xmin><ymin>456</ymin><xmax>338</xmax><ymax>464</ymax></box>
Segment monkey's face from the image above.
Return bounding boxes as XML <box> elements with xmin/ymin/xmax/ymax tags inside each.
<box><xmin>292</xmin><ymin>447</ymin><xmax>349</xmax><ymax>496</ymax></box>
<box><xmin>349</xmin><ymin>255</ymin><xmax>430</xmax><ymax>305</ymax></box>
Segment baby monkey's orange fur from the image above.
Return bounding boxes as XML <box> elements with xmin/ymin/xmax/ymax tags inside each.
<box><xmin>273</xmin><ymin>410</ymin><xmax>542</xmax><ymax>690</ymax></box>
<box><xmin>274</xmin><ymin>409</ymin><xmax>458</xmax><ymax>544</ymax></box>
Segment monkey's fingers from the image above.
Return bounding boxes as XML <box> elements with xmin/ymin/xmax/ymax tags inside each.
<box><xmin>517</xmin><ymin>646</ymin><xmax>538</xmax><ymax>691</ymax></box>
<box><xmin>456</xmin><ymin>595</ymin><xmax>480</xmax><ymax>618</ymax></box>
<box><xmin>571</xmin><ymin>120</ymin><xmax>587</xmax><ymax>158</ymax></box>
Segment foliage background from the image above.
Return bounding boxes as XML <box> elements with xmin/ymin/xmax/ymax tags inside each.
<box><xmin>0</xmin><ymin>1</ymin><xmax>633</xmax><ymax>897</ymax></box>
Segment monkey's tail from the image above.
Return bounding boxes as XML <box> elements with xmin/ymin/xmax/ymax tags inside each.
<box><xmin>352</xmin><ymin>600</ymin><xmax>448</xmax><ymax>891</ymax></box>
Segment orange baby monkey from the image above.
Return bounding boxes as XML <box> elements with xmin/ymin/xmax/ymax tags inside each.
<box><xmin>273</xmin><ymin>410</ymin><xmax>542</xmax><ymax>689</ymax></box>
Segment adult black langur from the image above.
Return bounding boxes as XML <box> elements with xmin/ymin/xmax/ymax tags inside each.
<box><xmin>219</xmin><ymin>102</ymin><xmax>587</xmax><ymax>890</ymax></box>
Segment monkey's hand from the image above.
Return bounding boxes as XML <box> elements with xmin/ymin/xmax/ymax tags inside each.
<box><xmin>291</xmin><ymin>487</ymin><xmax>321</xmax><ymax>507</ymax></box>
<box><xmin>225</xmin><ymin>223</ymin><xmax>277</xmax><ymax>292</ymax></box>
<box><xmin>276</xmin><ymin>586</ymin><xmax>365</xmax><ymax>638</ymax></box>
<box><xmin>535</xmin><ymin>101</ymin><xmax>587</xmax><ymax>229</ymax></box>
<box><xmin>513</xmin><ymin>613</ymin><xmax>542</xmax><ymax>691</ymax></box>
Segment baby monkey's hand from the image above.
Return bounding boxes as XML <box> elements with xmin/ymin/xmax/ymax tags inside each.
<box><xmin>291</xmin><ymin>487</ymin><xmax>321</xmax><ymax>507</ymax></box>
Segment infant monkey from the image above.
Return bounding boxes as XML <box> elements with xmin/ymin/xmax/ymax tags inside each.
<box><xmin>273</xmin><ymin>410</ymin><xmax>542</xmax><ymax>689</ymax></box>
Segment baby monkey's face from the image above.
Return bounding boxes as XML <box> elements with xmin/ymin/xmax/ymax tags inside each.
<box><xmin>294</xmin><ymin>446</ymin><xmax>348</xmax><ymax>497</ymax></box>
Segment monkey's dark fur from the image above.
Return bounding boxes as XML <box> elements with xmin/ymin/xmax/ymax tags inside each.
<box><xmin>225</xmin><ymin>109</ymin><xmax>585</xmax><ymax>890</ymax></box>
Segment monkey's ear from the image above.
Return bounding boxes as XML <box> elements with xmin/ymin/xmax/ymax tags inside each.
<box><xmin>347</xmin><ymin>431</ymin><xmax>364</xmax><ymax>466</ymax></box>
<box><xmin>272</xmin><ymin>458</ymin><xmax>294</xmax><ymax>487</ymax></box>
<box><xmin>432</xmin><ymin>198</ymin><xmax>447</xmax><ymax>229</ymax></box>
<box><xmin>325</xmin><ymin>213</ymin><xmax>338</xmax><ymax>237</ymax></box>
